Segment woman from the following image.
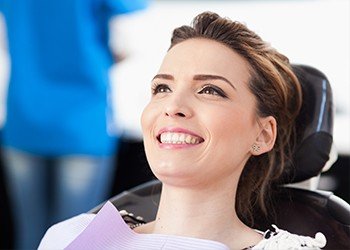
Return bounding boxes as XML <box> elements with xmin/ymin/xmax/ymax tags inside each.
<box><xmin>39</xmin><ymin>12</ymin><xmax>326</xmax><ymax>249</ymax></box>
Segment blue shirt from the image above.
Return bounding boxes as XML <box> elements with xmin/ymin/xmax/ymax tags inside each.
<box><xmin>0</xmin><ymin>0</ymin><xmax>148</xmax><ymax>156</ymax></box>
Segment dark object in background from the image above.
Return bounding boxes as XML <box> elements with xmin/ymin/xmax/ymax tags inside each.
<box><xmin>0</xmin><ymin>146</ymin><xmax>15</xmax><ymax>249</ymax></box>
<box><xmin>321</xmin><ymin>155</ymin><xmax>350</xmax><ymax>204</ymax></box>
<box><xmin>112</xmin><ymin>137</ymin><xmax>155</xmax><ymax>196</ymax></box>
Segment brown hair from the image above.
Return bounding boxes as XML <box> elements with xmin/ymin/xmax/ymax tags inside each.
<box><xmin>169</xmin><ymin>12</ymin><xmax>302</xmax><ymax>225</ymax></box>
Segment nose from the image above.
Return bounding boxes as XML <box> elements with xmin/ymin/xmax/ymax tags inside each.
<box><xmin>164</xmin><ymin>95</ymin><xmax>193</xmax><ymax>119</ymax></box>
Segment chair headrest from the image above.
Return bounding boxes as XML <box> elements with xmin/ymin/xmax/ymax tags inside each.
<box><xmin>283</xmin><ymin>64</ymin><xmax>334</xmax><ymax>183</ymax></box>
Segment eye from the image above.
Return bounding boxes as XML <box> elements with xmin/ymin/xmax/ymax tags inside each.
<box><xmin>198</xmin><ymin>85</ymin><xmax>227</xmax><ymax>98</ymax></box>
<box><xmin>151</xmin><ymin>83</ymin><xmax>171</xmax><ymax>95</ymax></box>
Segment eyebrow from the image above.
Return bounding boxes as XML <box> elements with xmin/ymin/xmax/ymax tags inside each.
<box><xmin>152</xmin><ymin>74</ymin><xmax>174</xmax><ymax>81</ymax></box>
<box><xmin>152</xmin><ymin>73</ymin><xmax>236</xmax><ymax>90</ymax></box>
<box><xmin>193</xmin><ymin>74</ymin><xmax>236</xmax><ymax>90</ymax></box>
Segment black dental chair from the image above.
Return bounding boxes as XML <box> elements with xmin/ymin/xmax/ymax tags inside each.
<box><xmin>92</xmin><ymin>65</ymin><xmax>350</xmax><ymax>249</ymax></box>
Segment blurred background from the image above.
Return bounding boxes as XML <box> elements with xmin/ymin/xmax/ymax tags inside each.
<box><xmin>0</xmin><ymin>0</ymin><xmax>349</xmax><ymax>248</ymax></box>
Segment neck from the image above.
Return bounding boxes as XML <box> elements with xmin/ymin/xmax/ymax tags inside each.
<box><xmin>156</xmin><ymin>184</ymin><xmax>239</xmax><ymax>232</ymax></box>
<box><xmin>145</xmin><ymin>176</ymin><xmax>259</xmax><ymax>248</ymax></box>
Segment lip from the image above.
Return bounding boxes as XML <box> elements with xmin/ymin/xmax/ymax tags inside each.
<box><xmin>156</xmin><ymin>127</ymin><xmax>205</xmax><ymax>149</ymax></box>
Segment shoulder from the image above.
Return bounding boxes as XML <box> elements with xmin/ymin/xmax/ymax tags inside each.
<box><xmin>251</xmin><ymin>225</ymin><xmax>327</xmax><ymax>250</ymax></box>
<box><xmin>38</xmin><ymin>213</ymin><xmax>95</xmax><ymax>249</ymax></box>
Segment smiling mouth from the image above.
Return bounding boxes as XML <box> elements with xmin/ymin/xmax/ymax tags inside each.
<box><xmin>157</xmin><ymin>132</ymin><xmax>204</xmax><ymax>145</ymax></box>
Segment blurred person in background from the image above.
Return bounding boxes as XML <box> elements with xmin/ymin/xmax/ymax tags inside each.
<box><xmin>0</xmin><ymin>0</ymin><xmax>148</xmax><ymax>249</ymax></box>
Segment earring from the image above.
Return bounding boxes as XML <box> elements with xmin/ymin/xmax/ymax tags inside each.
<box><xmin>252</xmin><ymin>144</ymin><xmax>261</xmax><ymax>152</ymax></box>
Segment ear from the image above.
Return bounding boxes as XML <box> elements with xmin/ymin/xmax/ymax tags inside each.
<box><xmin>251</xmin><ymin>116</ymin><xmax>277</xmax><ymax>156</ymax></box>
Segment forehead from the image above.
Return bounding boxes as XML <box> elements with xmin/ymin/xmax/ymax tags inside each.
<box><xmin>159</xmin><ymin>38</ymin><xmax>251</xmax><ymax>85</ymax></box>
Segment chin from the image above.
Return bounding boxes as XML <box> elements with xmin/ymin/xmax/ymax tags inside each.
<box><xmin>150</xmin><ymin>164</ymin><xmax>196</xmax><ymax>185</ymax></box>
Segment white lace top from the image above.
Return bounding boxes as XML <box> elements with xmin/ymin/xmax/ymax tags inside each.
<box><xmin>38</xmin><ymin>201</ymin><xmax>327</xmax><ymax>249</ymax></box>
<box><xmin>251</xmin><ymin>225</ymin><xmax>326</xmax><ymax>249</ymax></box>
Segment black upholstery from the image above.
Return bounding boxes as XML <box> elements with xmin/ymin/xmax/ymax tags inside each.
<box><xmin>284</xmin><ymin>65</ymin><xmax>334</xmax><ymax>183</ymax></box>
<box><xmin>0</xmin><ymin>134</ymin><xmax>15</xmax><ymax>249</ymax></box>
<box><xmin>255</xmin><ymin>187</ymin><xmax>350</xmax><ymax>249</ymax></box>
<box><xmin>90</xmin><ymin>65</ymin><xmax>350</xmax><ymax>249</ymax></box>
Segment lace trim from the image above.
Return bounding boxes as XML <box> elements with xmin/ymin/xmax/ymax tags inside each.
<box><xmin>119</xmin><ymin>210</ymin><xmax>146</xmax><ymax>229</ymax></box>
<box><xmin>252</xmin><ymin>225</ymin><xmax>327</xmax><ymax>249</ymax></box>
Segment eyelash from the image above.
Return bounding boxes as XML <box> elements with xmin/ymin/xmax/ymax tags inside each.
<box><xmin>151</xmin><ymin>83</ymin><xmax>227</xmax><ymax>98</ymax></box>
<box><xmin>151</xmin><ymin>83</ymin><xmax>170</xmax><ymax>95</ymax></box>
<box><xmin>198</xmin><ymin>85</ymin><xmax>228</xmax><ymax>98</ymax></box>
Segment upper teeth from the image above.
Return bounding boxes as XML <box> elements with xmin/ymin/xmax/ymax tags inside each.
<box><xmin>160</xmin><ymin>132</ymin><xmax>202</xmax><ymax>144</ymax></box>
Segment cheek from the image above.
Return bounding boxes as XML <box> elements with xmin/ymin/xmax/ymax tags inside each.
<box><xmin>206</xmin><ymin>108</ymin><xmax>256</xmax><ymax>150</ymax></box>
<box><xmin>140</xmin><ymin>104</ymin><xmax>154</xmax><ymax>152</ymax></box>
<box><xmin>209</xmin><ymin>107</ymin><xmax>247</xmax><ymax>131</ymax></box>
<box><xmin>140</xmin><ymin>103</ymin><xmax>153</xmax><ymax>134</ymax></box>
<box><xmin>140</xmin><ymin>103</ymin><xmax>159</xmax><ymax>158</ymax></box>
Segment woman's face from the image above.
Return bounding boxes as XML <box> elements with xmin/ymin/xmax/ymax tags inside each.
<box><xmin>141</xmin><ymin>38</ymin><xmax>262</xmax><ymax>188</ymax></box>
